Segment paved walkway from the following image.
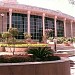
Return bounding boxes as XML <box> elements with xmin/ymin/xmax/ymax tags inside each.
<box><xmin>71</xmin><ymin>66</ymin><xmax>75</xmax><ymax>75</ymax></box>
<box><xmin>57</xmin><ymin>43</ymin><xmax>75</xmax><ymax>75</ymax></box>
<box><xmin>69</xmin><ymin>56</ymin><xmax>75</xmax><ymax>75</ymax></box>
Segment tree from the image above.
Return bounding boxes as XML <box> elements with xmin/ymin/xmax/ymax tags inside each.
<box><xmin>2</xmin><ymin>32</ymin><xmax>12</xmax><ymax>43</ymax></box>
<box><xmin>8</xmin><ymin>28</ymin><xmax>18</xmax><ymax>37</ymax></box>
<box><xmin>8</xmin><ymin>28</ymin><xmax>19</xmax><ymax>55</ymax></box>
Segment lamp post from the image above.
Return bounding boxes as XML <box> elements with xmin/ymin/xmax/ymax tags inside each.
<box><xmin>1</xmin><ymin>13</ymin><xmax>4</xmax><ymax>34</ymax></box>
<box><xmin>53</xmin><ymin>37</ymin><xmax>57</xmax><ymax>52</ymax></box>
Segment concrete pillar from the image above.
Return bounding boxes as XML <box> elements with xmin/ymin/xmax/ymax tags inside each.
<box><xmin>42</xmin><ymin>13</ymin><xmax>45</xmax><ymax>36</ymax></box>
<box><xmin>64</xmin><ymin>18</ymin><xmax>66</xmax><ymax>37</ymax></box>
<box><xmin>71</xmin><ymin>21</ymin><xmax>73</xmax><ymax>37</ymax></box>
<box><xmin>9</xmin><ymin>8</ymin><xmax>12</xmax><ymax>28</ymax></box>
<box><xmin>27</xmin><ymin>11</ymin><xmax>30</xmax><ymax>35</ymax></box>
<box><xmin>54</xmin><ymin>16</ymin><xmax>57</xmax><ymax>37</ymax></box>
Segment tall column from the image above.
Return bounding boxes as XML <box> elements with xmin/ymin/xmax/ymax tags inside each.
<box><xmin>9</xmin><ymin>9</ymin><xmax>12</xmax><ymax>28</ymax></box>
<box><xmin>42</xmin><ymin>13</ymin><xmax>45</xmax><ymax>36</ymax></box>
<box><xmin>71</xmin><ymin>21</ymin><xmax>73</xmax><ymax>37</ymax></box>
<box><xmin>54</xmin><ymin>16</ymin><xmax>57</xmax><ymax>37</ymax></box>
<box><xmin>64</xmin><ymin>18</ymin><xmax>66</xmax><ymax>37</ymax></box>
<box><xmin>27</xmin><ymin>11</ymin><xmax>30</xmax><ymax>35</ymax></box>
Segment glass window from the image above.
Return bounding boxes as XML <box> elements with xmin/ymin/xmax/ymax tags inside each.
<box><xmin>57</xmin><ymin>20</ymin><xmax>64</xmax><ymax>37</ymax></box>
<box><xmin>30</xmin><ymin>15</ymin><xmax>43</xmax><ymax>40</ymax></box>
<box><xmin>7</xmin><ymin>13</ymin><xmax>27</xmax><ymax>39</ymax></box>
<box><xmin>45</xmin><ymin>17</ymin><xmax>55</xmax><ymax>37</ymax></box>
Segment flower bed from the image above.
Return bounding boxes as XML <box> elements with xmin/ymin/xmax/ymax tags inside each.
<box><xmin>0</xmin><ymin>44</ymin><xmax>48</xmax><ymax>47</ymax></box>
<box><xmin>0</xmin><ymin>44</ymin><xmax>48</xmax><ymax>52</ymax></box>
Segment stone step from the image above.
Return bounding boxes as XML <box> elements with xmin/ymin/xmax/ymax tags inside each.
<box><xmin>50</xmin><ymin>44</ymin><xmax>75</xmax><ymax>50</ymax></box>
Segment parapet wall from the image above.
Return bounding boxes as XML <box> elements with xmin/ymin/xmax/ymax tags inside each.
<box><xmin>0</xmin><ymin>58</ymin><xmax>70</xmax><ymax>75</ymax></box>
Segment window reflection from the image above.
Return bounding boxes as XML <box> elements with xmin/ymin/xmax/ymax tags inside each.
<box><xmin>7</xmin><ymin>13</ymin><xmax>27</xmax><ymax>39</ymax></box>
<box><xmin>7</xmin><ymin>13</ymin><xmax>64</xmax><ymax>40</ymax></box>
<box><xmin>57</xmin><ymin>20</ymin><xmax>64</xmax><ymax>37</ymax></box>
<box><xmin>45</xmin><ymin>17</ymin><xmax>55</xmax><ymax>37</ymax></box>
<box><xmin>30</xmin><ymin>15</ymin><xmax>43</xmax><ymax>40</ymax></box>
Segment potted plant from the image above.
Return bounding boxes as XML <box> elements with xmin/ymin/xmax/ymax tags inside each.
<box><xmin>63</xmin><ymin>40</ymin><xmax>70</xmax><ymax>46</ymax></box>
<box><xmin>57</xmin><ymin>37</ymin><xmax>65</xmax><ymax>44</ymax></box>
<box><xmin>44</xmin><ymin>29</ymin><xmax>53</xmax><ymax>43</ymax></box>
<box><xmin>23</xmin><ymin>32</ymin><xmax>32</xmax><ymax>44</ymax></box>
<box><xmin>45</xmin><ymin>29</ymin><xmax>53</xmax><ymax>39</ymax></box>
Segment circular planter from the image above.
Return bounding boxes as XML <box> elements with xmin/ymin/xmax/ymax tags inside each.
<box><xmin>0</xmin><ymin>58</ymin><xmax>70</xmax><ymax>75</ymax></box>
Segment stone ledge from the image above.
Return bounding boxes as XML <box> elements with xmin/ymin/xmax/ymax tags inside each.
<box><xmin>54</xmin><ymin>53</ymin><xmax>69</xmax><ymax>57</ymax></box>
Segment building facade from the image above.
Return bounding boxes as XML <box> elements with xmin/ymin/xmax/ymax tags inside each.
<box><xmin>0</xmin><ymin>0</ymin><xmax>75</xmax><ymax>40</ymax></box>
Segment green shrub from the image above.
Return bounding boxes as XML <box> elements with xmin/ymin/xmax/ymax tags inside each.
<box><xmin>48</xmin><ymin>37</ymin><xmax>53</xmax><ymax>42</ymax></box>
<box><xmin>46</xmin><ymin>56</ymin><xmax>61</xmax><ymax>61</ymax></box>
<box><xmin>0</xmin><ymin>46</ymin><xmax>61</xmax><ymax>63</ymax></box>
<box><xmin>0</xmin><ymin>51</ymin><xmax>60</xmax><ymax>63</ymax></box>
<box><xmin>70</xmin><ymin>38</ymin><xmax>73</xmax><ymax>43</ymax></box>
<box><xmin>63</xmin><ymin>41</ymin><xmax>68</xmax><ymax>44</ymax></box>
<box><xmin>24</xmin><ymin>32</ymin><xmax>31</xmax><ymax>39</ymax></box>
<box><xmin>14</xmin><ymin>40</ymin><xmax>26</xmax><ymax>44</ymax></box>
<box><xmin>0</xmin><ymin>55</ymin><xmax>10</xmax><ymax>63</ymax></box>
<box><xmin>0</xmin><ymin>55</ymin><xmax>32</xmax><ymax>63</ymax></box>
<box><xmin>27</xmin><ymin>47</ymin><xmax>59</xmax><ymax>61</ymax></box>
<box><xmin>9</xmin><ymin>56</ymin><xmax>30</xmax><ymax>63</ymax></box>
<box><xmin>6</xmin><ymin>37</ymin><xmax>16</xmax><ymax>44</ymax></box>
<box><xmin>72</xmin><ymin>37</ymin><xmax>75</xmax><ymax>42</ymax></box>
<box><xmin>57</xmin><ymin>37</ymin><xmax>66</xmax><ymax>44</ymax></box>
<box><xmin>0</xmin><ymin>56</ymin><xmax>6</xmax><ymax>63</ymax></box>
<box><xmin>6</xmin><ymin>38</ymin><xmax>26</xmax><ymax>44</ymax></box>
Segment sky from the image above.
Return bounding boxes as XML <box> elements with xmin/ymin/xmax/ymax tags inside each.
<box><xmin>17</xmin><ymin>0</ymin><xmax>75</xmax><ymax>17</ymax></box>
<box><xmin>0</xmin><ymin>0</ymin><xmax>75</xmax><ymax>17</ymax></box>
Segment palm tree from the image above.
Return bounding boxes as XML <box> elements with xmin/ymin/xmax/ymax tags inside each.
<box><xmin>8</xmin><ymin>27</ymin><xmax>19</xmax><ymax>55</ymax></box>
